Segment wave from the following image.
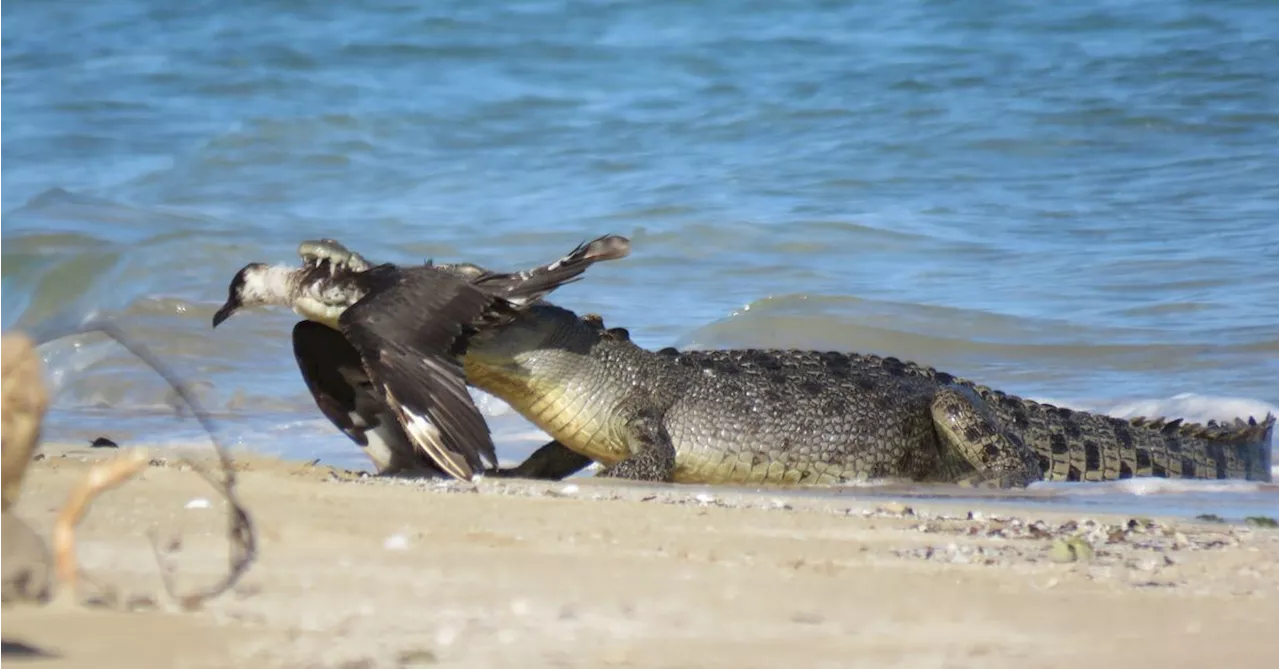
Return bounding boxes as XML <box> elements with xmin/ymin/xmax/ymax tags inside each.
<box><xmin>676</xmin><ymin>293</ymin><xmax>1277</xmax><ymax>401</ymax></box>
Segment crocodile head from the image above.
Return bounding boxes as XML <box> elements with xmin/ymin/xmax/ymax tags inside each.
<box><xmin>465</xmin><ymin>304</ymin><xmax>604</xmax><ymax>369</ymax></box>
<box><xmin>461</xmin><ymin>306</ymin><xmax>638</xmax><ymax>466</ymax></box>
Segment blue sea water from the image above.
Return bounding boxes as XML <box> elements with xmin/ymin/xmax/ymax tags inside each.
<box><xmin>3</xmin><ymin>0</ymin><xmax>1276</xmax><ymax>517</ymax></box>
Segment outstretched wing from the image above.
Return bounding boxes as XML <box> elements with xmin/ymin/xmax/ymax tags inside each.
<box><xmin>470</xmin><ymin>234</ymin><xmax>631</xmax><ymax>309</ymax></box>
<box><xmin>291</xmin><ymin>320</ymin><xmax>386</xmax><ymax>447</ymax></box>
<box><xmin>291</xmin><ymin>321</ymin><xmax>444</xmax><ymax>476</ymax></box>
<box><xmin>337</xmin><ymin>269</ymin><xmax>498</xmax><ymax>481</ymax></box>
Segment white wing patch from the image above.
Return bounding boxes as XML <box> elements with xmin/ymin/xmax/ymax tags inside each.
<box><xmin>356</xmin><ymin>414</ymin><xmax>399</xmax><ymax>474</ymax></box>
<box><xmin>383</xmin><ymin>387</ymin><xmax>477</xmax><ymax>482</ymax></box>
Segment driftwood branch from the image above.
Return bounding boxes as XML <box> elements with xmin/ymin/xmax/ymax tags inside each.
<box><xmin>53</xmin><ymin>450</ymin><xmax>149</xmax><ymax>592</ymax></box>
<box><xmin>38</xmin><ymin>317</ymin><xmax>257</xmax><ymax>608</ymax></box>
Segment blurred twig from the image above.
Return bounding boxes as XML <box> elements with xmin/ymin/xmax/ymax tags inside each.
<box><xmin>38</xmin><ymin>317</ymin><xmax>257</xmax><ymax>608</ymax></box>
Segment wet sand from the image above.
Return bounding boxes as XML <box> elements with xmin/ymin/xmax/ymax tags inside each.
<box><xmin>3</xmin><ymin>445</ymin><xmax>1277</xmax><ymax>669</ymax></box>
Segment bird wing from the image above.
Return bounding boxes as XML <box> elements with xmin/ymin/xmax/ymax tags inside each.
<box><xmin>471</xmin><ymin>234</ymin><xmax>630</xmax><ymax>309</ymax></box>
<box><xmin>292</xmin><ymin>321</ymin><xmax>445</xmax><ymax>476</ymax></box>
<box><xmin>291</xmin><ymin>320</ymin><xmax>378</xmax><ymax>445</ymax></box>
<box><xmin>337</xmin><ymin>270</ymin><xmax>497</xmax><ymax>480</ymax></box>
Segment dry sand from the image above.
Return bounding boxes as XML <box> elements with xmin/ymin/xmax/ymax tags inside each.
<box><xmin>2</xmin><ymin>445</ymin><xmax>1277</xmax><ymax>669</ymax></box>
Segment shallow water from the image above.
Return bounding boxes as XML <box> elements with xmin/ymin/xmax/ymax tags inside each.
<box><xmin>3</xmin><ymin>0</ymin><xmax>1276</xmax><ymax>518</ymax></box>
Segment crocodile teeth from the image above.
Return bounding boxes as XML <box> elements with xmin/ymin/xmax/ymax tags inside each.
<box><xmin>298</xmin><ymin>239</ymin><xmax>356</xmax><ymax>268</ymax></box>
<box><xmin>300</xmin><ymin>254</ymin><xmax>350</xmax><ymax>276</ymax></box>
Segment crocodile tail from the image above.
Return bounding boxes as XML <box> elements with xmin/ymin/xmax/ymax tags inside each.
<box><xmin>478</xmin><ymin>234</ymin><xmax>631</xmax><ymax>308</ymax></box>
<box><xmin>1125</xmin><ymin>413</ymin><xmax>1275</xmax><ymax>481</ymax></box>
<box><xmin>830</xmin><ymin>353</ymin><xmax>1276</xmax><ymax>483</ymax></box>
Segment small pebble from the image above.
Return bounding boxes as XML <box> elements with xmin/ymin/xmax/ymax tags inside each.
<box><xmin>1048</xmin><ymin>537</ymin><xmax>1094</xmax><ymax>564</ymax></box>
<box><xmin>1028</xmin><ymin>522</ymin><xmax>1052</xmax><ymax>539</ymax></box>
<box><xmin>790</xmin><ymin>611</ymin><xmax>824</xmax><ymax>624</ymax></box>
<box><xmin>397</xmin><ymin>649</ymin><xmax>438</xmax><ymax>667</ymax></box>
<box><xmin>434</xmin><ymin>626</ymin><xmax>459</xmax><ymax>648</ymax></box>
<box><xmin>509</xmin><ymin>598</ymin><xmax>531</xmax><ymax>616</ymax></box>
<box><xmin>694</xmin><ymin>493</ymin><xmax>716</xmax><ymax>504</ymax></box>
<box><xmin>184</xmin><ymin>498</ymin><xmax>212</xmax><ymax>510</ymax></box>
<box><xmin>384</xmin><ymin>534</ymin><xmax>409</xmax><ymax>551</ymax></box>
<box><xmin>878</xmin><ymin>502</ymin><xmax>914</xmax><ymax>516</ymax></box>
<box><xmin>125</xmin><ymin>595</ymin><xmax>158</xmax><ymax>612</ymax></box>
<box><xmin>1134</xmin><ymin>558</ymin><xmax>1160</xmax><ymax>572</ymax></box>
<box><xmin>559</xmin><ymin>484</ymin><xmax>580</xmax><ymax>495</ymax></box>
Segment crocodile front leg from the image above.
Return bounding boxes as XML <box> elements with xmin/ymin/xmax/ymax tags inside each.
<box><xmin>596</xmin><ymin>409</ymin><xmax>677</xmax><ymax>482</ymax></box>
<box><xmin>490</xmin><ymin>440</ymin><xmax>594</xmax><ymax>480</ymax></box>
<box><xmin>931</xmin><ymin>386</ymin><xmax>1042</xmax><ymax>488</ymax></box>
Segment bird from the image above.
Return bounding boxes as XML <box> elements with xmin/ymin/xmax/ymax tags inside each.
<box><xmin>211</xmin><ymin>235</ymin><xmax>630</xmax><ymax>481</ymax></box>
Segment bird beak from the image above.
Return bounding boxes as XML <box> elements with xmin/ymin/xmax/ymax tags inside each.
<box><xmin>212</xmin><ymin>302</ymin><xmax>238</xmax><ymax>328</ymax></box>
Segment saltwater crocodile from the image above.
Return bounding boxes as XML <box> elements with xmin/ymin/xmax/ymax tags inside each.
<box><xmin>462</xmin><ymin>308</ymin><xmax>1275</xmax><ymax>487</ymax></box>
<box><xmin>458</xmin><ymin>303</ymin><xmax>1269</xmax><ymax>486</ymax></box>
<box><xmin>220</xmin><ymin>239</ymin><xmax>1275</xmax><ymax>488</ymax></box>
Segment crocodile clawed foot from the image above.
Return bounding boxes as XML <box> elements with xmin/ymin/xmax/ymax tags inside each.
<box><xmin>931</xmin><ymin>386</ymin><xmax>1042</xmax><ymax>490</ymax></box>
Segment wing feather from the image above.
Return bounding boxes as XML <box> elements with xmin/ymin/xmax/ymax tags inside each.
<box><xmin>292</xmin><ymin>321</ymin><xmax>447</xmax><ymax>475</ymax></box>
<box><xmin>338</xmin><ymin>270</ymin><xmax>498</xmax><ymax>479</ymax></box>
<box><xmin>291</xmin><ymin>321</ymin><xmax>380</xmax><ymax>446</ymax></box>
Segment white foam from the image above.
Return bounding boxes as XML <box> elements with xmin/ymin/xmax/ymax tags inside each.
<box><xmin>468</xmin><ymin>388</ymin><xmax>512</xmax><ymax>417</ymax></box>
<box><xmin>1092</xmin><ymin>393</ymin><xmax>1277</xmax><ymax>429</ymax></box>
<box><xmin>1032</xmin><ymin>477</ymin><xmax>1267</xmax><ymax>496</ymax></box>
<box><xmin>37</xmin><ymin>334</ymin><xmax>118</xmax><ymax>396</ymax></box>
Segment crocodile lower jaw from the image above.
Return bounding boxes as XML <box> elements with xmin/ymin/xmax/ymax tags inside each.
<box><xmin>464</xmin><ymin>360</ymin><xmax>628</xmax><ymax>464</ymax></box>
<box><xmin>291</xmin><ymin>297</ymin><xmax>346</xmax><ymax>330</ymax></box>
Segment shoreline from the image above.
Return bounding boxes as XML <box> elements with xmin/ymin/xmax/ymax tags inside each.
<box><xmin>2</xmin><ymin>445</ymin><xmax>1277</xmax><ymax>668</ymax></box>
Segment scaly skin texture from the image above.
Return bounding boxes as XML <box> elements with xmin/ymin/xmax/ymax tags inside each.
<box><xmin>464</xmin><ymin>307</ymin><xmax>1275</xmax><ymax>487</ymax></box>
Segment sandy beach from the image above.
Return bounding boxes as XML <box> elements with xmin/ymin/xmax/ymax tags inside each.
<box><xmin>2</xmin><ymin>445</ymin><xmax>1276</xmax><ymax>669</ymax></box>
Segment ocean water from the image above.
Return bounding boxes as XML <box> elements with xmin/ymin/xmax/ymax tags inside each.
<box><xmin>3</xmin><ymin>0</ymin><xmax>1277</xmax><ymax>518</ymax></box>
